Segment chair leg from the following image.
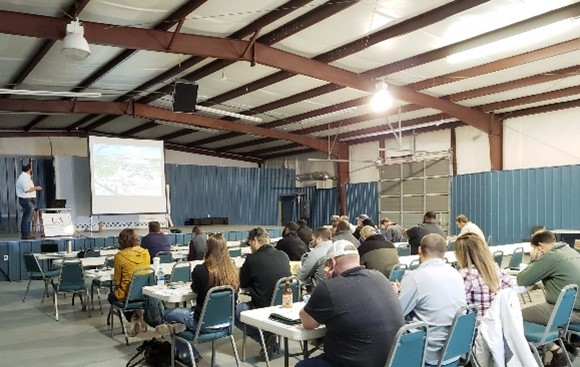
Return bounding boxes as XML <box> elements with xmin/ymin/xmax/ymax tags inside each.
<box><xmin>230</xmin><ymin>335</ymin><xmax>241</xmax><ymax>367</ymax></box>
<box><xmin>528</xmin><ymin>343</ymin><xmax>543</xmax><ymax>366</ymax></box>
<box><xmin>22</xmin><ymin>278</ymin><xmax>32</xmax><ymax>302</ymax></box>
<box><xmin>96</xmin><ymin>287</ymin><xmax>103</xmax><ymax>314</ymax></box>
<box><xmin>54</xmin><ymin>290</ymin><xmax>59</xmax><ymax>321</ymax></box>
<box><xmin>555</xmin><ymin>338</ymin><xmax>573</xmax><ymax>367</ymax></box>
<box><xmin>86</xmin><ymin>290</ymin><xmax>91</xmax><ymax>317</ymax></box>
<box><xmin>109</xmin><ymin>307</ymin><xmax>115</xmax><ymax>337</ymax></box>
<box><xmin>242</xmin><ymin>324</ymin><xmax>247</xmax><ymax>362</ymax></box>
<box><xmin>211</xmin><ymin>341</ymin><xmax>216</xmax><ymax>367</ymax></box>
<box><xmin>118</xmin><ymin>310</ymin><xmax>129</xmax><ymax>346</ymax></box>
<box><xmin>258</xmin><ymin>328</ymin><xmax>271</xmax><ymax>367</ymax></box>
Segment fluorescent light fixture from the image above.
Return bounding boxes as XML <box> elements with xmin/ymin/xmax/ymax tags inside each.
<box><xmin>154</xmin><ymin>120</ymin><xmax>220</xmax><ymax>134</ymax></box>
<box><xmin>447</xmin><ymin>19</ymin><xmax>576</xmax><ymax>64</ymax></box>
<box><xmin>301</xmin><ymin>107</ymin><xmax>358</xmax><ymax>124</ymax></box>
<box><xmin>0</xmin><ymin>88</ymin><xmax>101</xmax><ymax>98</ymax></box>
<box><xmin>370</xmin><ymin>81</ymin><xmax>392</xmax><ymax>112</ymax></box>
<box><xmin>195</xmin><ymin>105</ymin><xmax>262</xmax><ymax>122</ymax></box>
<box><xmin>61</xmin><ymin>20</ymin><xmax>91</xmax><ymax>61</ymax></box>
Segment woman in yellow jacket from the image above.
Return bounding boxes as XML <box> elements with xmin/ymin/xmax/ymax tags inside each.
<box><xmin>107</xmin><ymin>228</ymin><xmax>150</xmax><ymax>336</ymax></box>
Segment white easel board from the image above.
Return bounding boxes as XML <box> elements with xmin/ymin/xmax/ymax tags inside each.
<box><xmin>42</xmin><ymin>209</ymin><xmax>75</xmax><ymax>237</ymax></box>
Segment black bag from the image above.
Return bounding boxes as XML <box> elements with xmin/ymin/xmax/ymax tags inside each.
<box><xmin>143</xmin><ymin>295</ymin><xmax>166</xmax><ymax>327</ymax></box>
<box><xmin>77</xmin><ymin>249</ymin><xmax>86</xmax><ymax>258</ymax></box>
<box><xmin>126</xmin><ymin>337</ymin><xmax>172</xmax><ymax>367</ymax></box>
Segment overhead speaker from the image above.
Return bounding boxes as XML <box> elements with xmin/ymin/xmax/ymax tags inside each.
<box><xmin>173</xmin><ymin>82</ymin><xmax>199</xmax><ymax>113</ymax></box>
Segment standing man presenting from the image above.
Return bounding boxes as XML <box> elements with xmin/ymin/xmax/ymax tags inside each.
<box><xmin>16</xmin><ymin>163</ymin><xmax>42</xmax><ymax>240</ymax></box>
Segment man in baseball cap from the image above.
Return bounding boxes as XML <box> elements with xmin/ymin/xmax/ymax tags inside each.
<box><xmin>298</xmin><ymin>239</ymin><xmax>404</xmax><ymax>367</ymax></box>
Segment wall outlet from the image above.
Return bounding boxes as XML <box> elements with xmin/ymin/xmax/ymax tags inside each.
<box><xmin>3</xmin><ymin>255</ymin><xmax>7</xmax><ymax>261</ymax></box>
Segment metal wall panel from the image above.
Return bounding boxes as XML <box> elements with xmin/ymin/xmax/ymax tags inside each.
<box><xmin>165</xmin><ymin>165</ymin><xmax>296</xmax><ymax>226</ymax></box>
<box><xmin>452</xmin><ymin>165</ymin><xmax>580</xmax><ymax>246</ymax></box>
<box><xmin>347</xmin><ymin>182</ymin><xmax>379</xmax><ymax>224</ymax></box>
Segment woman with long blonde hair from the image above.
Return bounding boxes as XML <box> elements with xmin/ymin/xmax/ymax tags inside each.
<box><xmin>455</xmin><ymin>233</ymin><xmax>513</xmax><ymax>320</ymax></box>
<box><xmin>158</xmin><ymin>233</ymin><xmax>239</xmax><ymax>363</ymax></box>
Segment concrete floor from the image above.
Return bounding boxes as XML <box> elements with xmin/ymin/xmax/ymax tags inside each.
<box><xmin>1</xmin><ymin>278</ymin><xmax>579</xmax><ymax>366</ymax></box>
<box><xmin>0</xmin><ymin>281</ymin><xmax>301</xmax><ymax>367</ymax></box>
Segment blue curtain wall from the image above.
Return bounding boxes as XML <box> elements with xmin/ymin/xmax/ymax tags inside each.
<box><xmin>0</xmin><ymin>156</ymin><xmax>54</xmax><ymax>233</ymax></box>
<box><xmin>346</xmin><ymin>182</ymin><xmax>379</xmax><ymax>225</ymax></box>
<box><xmin>452</xmin><ymin>164</ymin><xmax>580</xmax><ymax>246</ymax></box>
<box><xmin>166</xmin><ymin>165</ymin><xmax>296</xmax><ymax>226</ymax></box>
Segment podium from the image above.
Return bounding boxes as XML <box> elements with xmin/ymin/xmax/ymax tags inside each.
<box><xmin>40</xmin><ymin>208</ymin><xmax>75</xmax><ymax>237</ymax></box>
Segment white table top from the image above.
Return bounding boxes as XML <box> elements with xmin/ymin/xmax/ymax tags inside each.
<box><xmin>551</xmin><ymin>229</ymin><xmax>580</xmax><ymax>234</ymax></box>
<box><xmin>240</xmin><ymin>302</ymin><xmax>326</xmax><ymax>341</ymax></box>
<box><xmin>143</xmin><ymin>284</ymin><xmax>195</xmax><ymax>303</ymax></box>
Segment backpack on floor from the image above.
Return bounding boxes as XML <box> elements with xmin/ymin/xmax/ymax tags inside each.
<box><xmin>126</xmin><ymin>337</ymin><xmax>172</xmax><ymax>367</ymax></box>
<box><xmin>143</xmin><ymin>295</ymin><xmax>165</xmax><ymax>327</ymax></box>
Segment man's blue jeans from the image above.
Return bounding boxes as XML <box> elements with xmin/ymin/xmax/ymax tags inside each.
<box><xmin>235</xmin><ymin>302</ymin><xmax>261</xmax><ymax>342</ymax></box>
<box><xmin>19</xmin><ymin>197</ymin><xmax>34</xmax><ymax>238</ymax></box>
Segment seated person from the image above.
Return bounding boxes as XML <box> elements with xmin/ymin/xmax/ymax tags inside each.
<box><xmin>187</xmin><ymin>226</ymin><xmax>207</xmax><ymax>261</ymax></box>
<box><xmin>404</xmin><ymin>211</ymin><xmax>445</xmax><ymax>255</ymax></box>
<box><xmin>108</xmin><ymin>228</ymin><xmax>151</xmax><ymax>336</ymax></box>
<box><xmin>332</xmin><ymin>219</ymin><xmax>359</xmax><ymax>248</ymax></box>
<box><xmin>454</xmin><ymin>233</ymin><xmax>513</xmax><ymax>322</ymax></box>
<box><xmin>158</xmin><ymin>234</ymin><xmax>239</xmax><ymax>365</ymax></box>
<box><xmin>358</xmin><ymin>225</ymin><xmax>399</xmax><ymax>277</ymax></box>
<box><xmin>235</xmin><ymin>227</ymin><xmax>290</xmax><ymax>359</ymax></box>
<box><xmin>451</xmin><ymin>214</ymin><xmax>486</xmax><ymax>242</ymax></box>
<box><xmin>379</xmin><ymin>217</ymin><xmax>404</xmax><ymax>243</ymax></box>
<box><xmin>396</xmin><ymin>233</ymin><xmax>466</xmax><ymax>366</ymax></box>
<box><xmin>297</xmin><ymin>227</ymin><xmax>334</xmax><ymax>290</ymax></box>
<box><xmin>140</xmin><ymin>221</ymin><xmax>171</xmax><ymax>261</ymax></box>
<box><xmin>296</xmin><ymin>219</ymin><xmax>313</xmax><ymax>246</ymax></box>
<box><xmin>517</xmin><ymin>229</ymin><xmax>580</xmax><ymax>366</ymax></box>
<box><xmin>353</xmin><ymin>214</ymin><xmax>370</xmax><ymax>239</ymax></box>
<box><xmin>276</xmin><ymin>221</ymin><xmax>308</xmax><ymax>261</ymax></box>
<box><xmin>298</xmin><ymin>240</ymin><xmax>404</xmax><ymax>367</ymax></box>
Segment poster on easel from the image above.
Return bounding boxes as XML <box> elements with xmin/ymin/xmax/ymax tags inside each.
<box><xmin>42</xmin><ymin>209</ymin><xmax>75</xmax><ymax>237</ymax></box>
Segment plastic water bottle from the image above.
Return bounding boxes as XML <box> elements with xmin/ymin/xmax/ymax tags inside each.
<box><xmin>156</xmin><ymin>268</ymin><xmax>165</xmax><ymax>288</ymax></box>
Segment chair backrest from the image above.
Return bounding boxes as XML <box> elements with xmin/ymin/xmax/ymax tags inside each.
<box><xmin>389</xmin><ymin>264</ymin><xmax>407</xmax><ymax>282</ymax></box>
<box><xmin>539</xmin><ymin>284</ymin><xmax>578</xmax><ymax>344</ymax></box>
<box><xmin>57</xmin><ymin>260</ymin><xmax>85</xmax><ymax>291</ymax></box>
<box><xmin>104</xmin><ymin>255</ymin><xmax>115</xmax><ymax>268</ymax></box>
<box><xmin>486</xmin><ymin>235</ymin><xmax>492</xmax><ymax>246</ymax></box>
<box><xmin>508</xmin><ymin>247</ymin><xmax>524</xmax><ymax>269</ymax></box>
<box><xmin>409</xmin><ymin>259</ymin><xmax>420</xmax><ymax>270</ymax></box>
<box><xmin>385</xmin><ymin>322</ymin><xmax>429</xmax><ymax>367</ymax></box>
<box><xmin>156</xmin><ymin>251</ymin><xmax>173</xmax><ymax>263</ymax></box>
<box><xmin>492</xmin><ymin>250</ymin><xmax>503</xmax><ymax>268</ymax></box>
<box><xmin>447</xmin><ymin>241</ymin><xmax>455</xmax><ymax>251</ymax></box>
<box><xmin>23</xmin><ymin>253</ymin><xmax>44</xmax><ymax>274</ymax></box>
<box><xmin>124</xmin><ymin>268</ymin><xmax>155</xmax><ymax>306</ymax></box>
<box><xmin>397</xmin><ymin>245</ymin><xmax>410</xmax><ymax>257</ymax></box>
<box><xmin>271</xmin><ymin>276</ymin><xmax>301</xmax><ymax>306</ymax></box>
<box><xmin>170</xmin><ymin>261</ymin><xmax>191</xmax><ymax>282</ymax></box>
<box><xmin>228</xmin><ymin>247</ymin><xmax>242</xmax><ymax>257</ymax></box>
<box><xmin>437</xmin><ymin>304</ymin><xmax>478</xmax><ymax>367</ymax></box>
<box><xmin>84</xmin><ymin>248</ymin><xmax>101</xmax><ymax>257</ymax></box>
<box><xmin>195</xmin><ymin>285</ymin><xmax>235</xmax><ymax>340</ymax></box>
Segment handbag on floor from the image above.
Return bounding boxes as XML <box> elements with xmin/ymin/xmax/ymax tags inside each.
<box><xmin>126</xmin><ymin>337</ymin><xmax>171</xmax><ymax>367</ymax></box>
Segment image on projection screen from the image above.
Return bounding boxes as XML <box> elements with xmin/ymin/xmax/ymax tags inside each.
<box><xmin>89</xmin><ymin>136</ymin><xmax>167</xmax><ymax>214</ymax></box>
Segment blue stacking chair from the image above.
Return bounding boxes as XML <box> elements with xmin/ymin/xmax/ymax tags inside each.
<box><xmin>241</xmin><ymin>276</ymin><xmax>301</xmax><ymax>361</ymax></box>
<box><xmin>524</xmin><ymin>284</ymin><xmax>578</xmax><ymax>366</ymax></box>
<box><xmin>173</xmin><ymin>285</ymin><xmax>240</xmax><ymax>367</ymax></box>
<box><xmin>52</xmin><ymin>259</ymin><xmax>89</xmax><ymax>321</ymax></box>
<box><xmin>228</xmin><ymin>247</ymin><xmax>242</xmax><ymax>258</ymax></box>
<box><xmin>434</xmin><ymin>304</ymin><xmax>478</xmax><ymax>367</ymax></box>
<box><xmin>22</xmin><ymin>252</ymin><xmax>60</xmax><ymax>303</ymax></box>
<box><xmin>389</xmin><ymin>264</ymin><xmax>407</xmax><ymax>282</ymax></box>
<box><xmin>385</xmin><ymin>321</ymin><xmax>429</xmax><ymax>367</ymax></box>
<box><xmin>447</xmin><ymin>241</ymin><xmax>456</xmax><ymax>251</ymax></box>
<box><xmin>108</xmin><ymin>268</ymin><xmax>154</xmax><ymax>345</ymax></box>
<box><xmin>157</xmin><ymin>251</ymin><xmax>174</xmax><ymax>264</ymax></box>
<box><xmin>492</xmin><ymin>250</ymin><xmax>503</xmax><ymax>268</ymax></box>
<box><xmin>170</xmin><ymin>261</ymin><xmax>191</xmax><ymax>283</ymax></box>
<box><xmin>409</xmin><ymin>259</ymin><xmax>420</xmax><ymax>270</ymax></box>
<box><xmin>397</xmin><ymin>244</ymin><xmax>410</xmax><ymax>257</ymax></box>
<box><xmin>507</xmin><ymin>247</ymin><xmax>524</xmax><ymax>270</ymax></box>
<box><xmin>91</xmin><ymin>255</ymin><xmax>115</xmax><ymax>313</ymax></box>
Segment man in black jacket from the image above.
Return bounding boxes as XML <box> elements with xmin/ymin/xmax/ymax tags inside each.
<box><xmin>276</xmin><ymin>222</ymin><xmax>308</xmax><ymax>261</ymax></box>
<box><xmin>235</xmin><ymin>227</ymin><xmax>290</xmax><ymax>359</ymax></box>
<box><xmin>296</xmin><ymin>219</ymin><xmax>313</xmax><ymax>246</ymax></box>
